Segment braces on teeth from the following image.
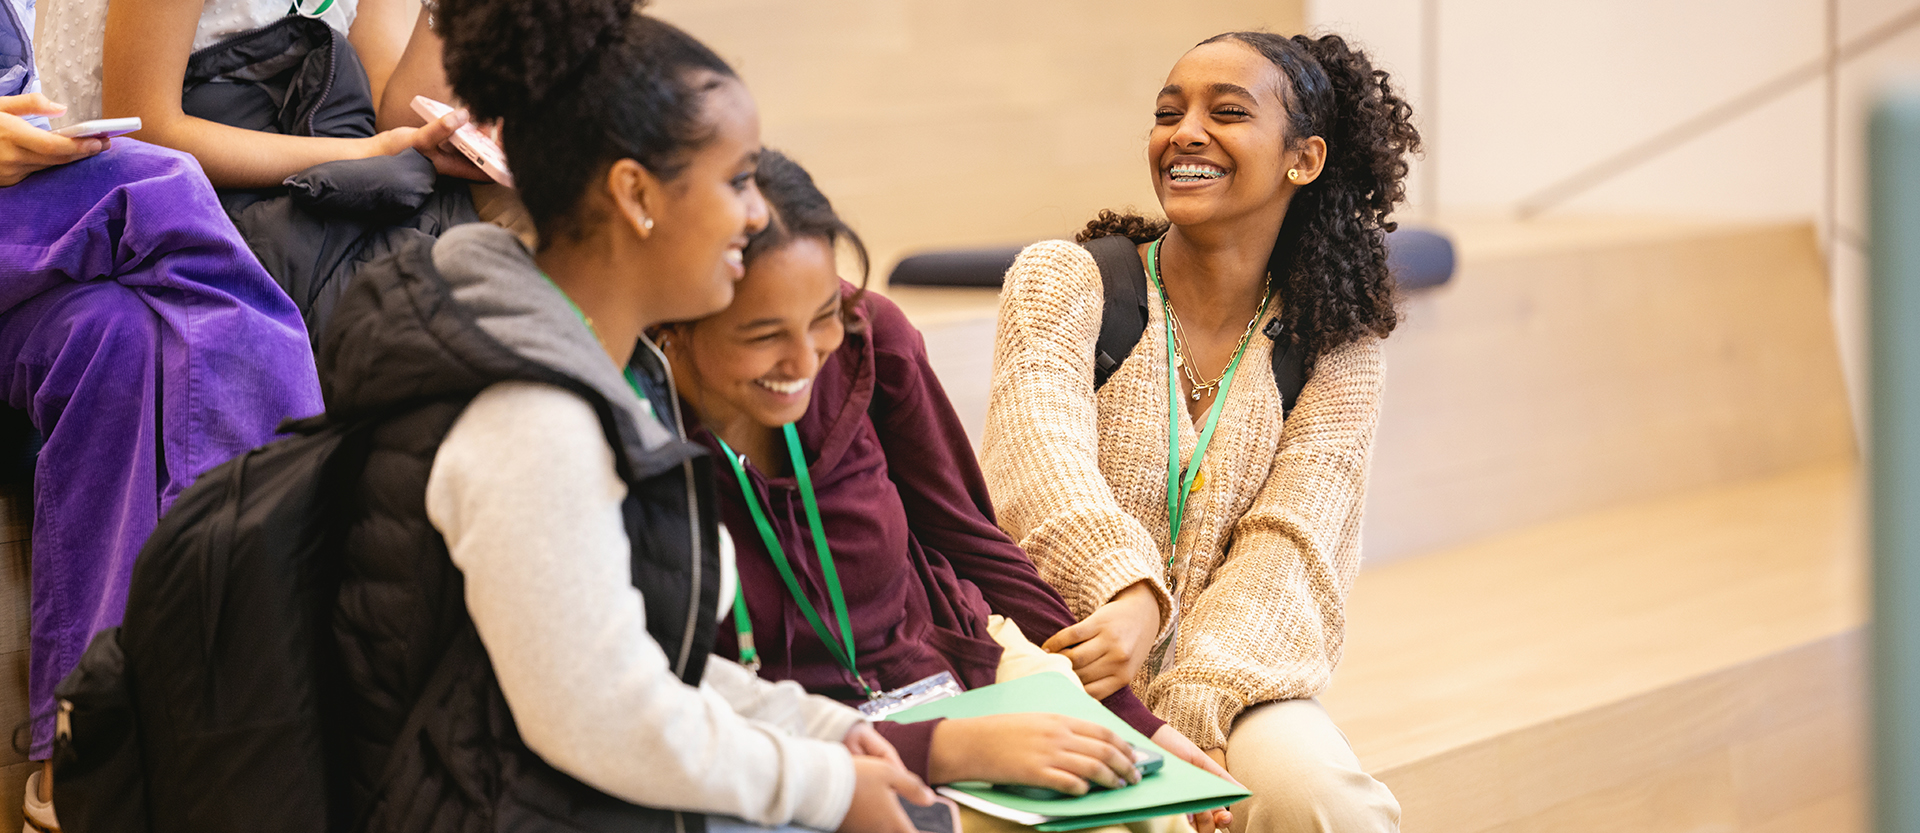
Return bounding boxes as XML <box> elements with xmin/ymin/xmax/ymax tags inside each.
<box><xmin>1170</xmin><ymin>165</ymin><xmax>1225</xmax><ymax>180</ymax></box>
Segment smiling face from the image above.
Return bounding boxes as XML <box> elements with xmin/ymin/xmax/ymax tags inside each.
<box><xmin>1150</xmin><ymin>39</ymin><xmax>1318</xmax><ymax>231</ymax></box>
<box><xmin>635</xmin><ymin>75</ymin><xmax>771</xmax><ymax>323</ymax></box>
<box><xmin>668</xmin><ymin>235</ymin><xmax>847</xmax><ymax>431</ymax></box>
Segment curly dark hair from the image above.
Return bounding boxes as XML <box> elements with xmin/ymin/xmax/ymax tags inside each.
<box><xmin>435</xmin><ymin>0</ymin><xmax>737</xmax><ymax>245</ymax></box>
<box><xmin>744</xmin><ymin>150</ymin><xmax>873</xmax><ymax>331</ymax></box>
<box><xmin>1078</xmin><ymin>32</ymin><xmax>1420</xmax><ymax>364</ymax></box>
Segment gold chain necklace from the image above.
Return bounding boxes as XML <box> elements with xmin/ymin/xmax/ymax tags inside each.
<box><xmin>1154</xmin><ymin>242</ymin><xmax>1275</xmax><ymax>402</ymax></box>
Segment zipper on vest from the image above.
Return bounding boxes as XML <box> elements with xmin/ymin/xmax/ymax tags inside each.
<box><xmin>640</xmin><ymin>335</ymin><xmax>703</xmax><ymax>677</ymax></box>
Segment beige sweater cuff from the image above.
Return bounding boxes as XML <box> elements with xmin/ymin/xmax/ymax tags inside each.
<box><xmin>1021</xmin><ymin>507</ymin><xmax>1172</xmax><ymax>627</ymax></box>
<box><xmin>1153</xmin><ymin>682</ymin><xmax>1244</xmax><ymax>751</ymax></box>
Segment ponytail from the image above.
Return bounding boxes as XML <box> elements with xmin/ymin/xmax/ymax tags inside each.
<box><xmin>1080</xmin><ymin>31</ymin><xmax>1419</xmax><ymax>363</ymax></box>
<box><xmin>436</xmin><ymin>0</ymin><xmax>737</xmax><ymax>244</ymax></box>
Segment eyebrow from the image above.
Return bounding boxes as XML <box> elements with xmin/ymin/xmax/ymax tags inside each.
<box><xmin>1158</xmin><ymin>82</ymin><xmax>1259</xmax><ymax>98</ymax></box>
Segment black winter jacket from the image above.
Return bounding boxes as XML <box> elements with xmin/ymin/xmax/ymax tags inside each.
<box><xmin>317</xmin><ymin>234</ymin><xmax>722</xmax><ymax>832</ymax></box>
<box><xmin>183</xmin><ymin>17</ymin><xmax>479</xmax><ymax>346</ymax></box>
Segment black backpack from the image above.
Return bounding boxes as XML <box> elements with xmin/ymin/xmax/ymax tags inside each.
<box><xmin>1082</xmin><ymin>235</ymin><xmax>1308</xmax><ymax>415</ymax></box>
<box><xmin>50</xmin><ymin>413</ymin><xmax>380</xmax><ymax>833</ymax></box>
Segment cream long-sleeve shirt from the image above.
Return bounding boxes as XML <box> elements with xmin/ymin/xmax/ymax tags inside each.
<box><xmin>982</xmin><ymin>239</ymin><xmax>1385</xmax><ymax>750</ymax></box>
<box><xmin>427</xmin><ymin>380</ymin><xmax>863</xmax><ymax>829</ymax></box>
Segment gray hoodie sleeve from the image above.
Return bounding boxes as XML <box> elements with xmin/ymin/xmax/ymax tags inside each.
<box><xmin>426</xmin><ymin>380</ymin><xmax>857</xmax><ymax>829</ymax></box>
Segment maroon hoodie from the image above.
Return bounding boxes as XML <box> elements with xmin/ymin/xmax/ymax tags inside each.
<box><xmin>698</xmin><ymin>287</ymin><xmax>1165</xmax><ymax>781</ymax></box>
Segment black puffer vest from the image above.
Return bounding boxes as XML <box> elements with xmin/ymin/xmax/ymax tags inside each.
<box><xmin>318</xmin><ymin>237</ymin><xmax>721</xmax><ymax>833</ymax></box>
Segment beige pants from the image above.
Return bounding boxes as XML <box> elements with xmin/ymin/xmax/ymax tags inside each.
<box><xmin>977</xmin><ymin>617</ymin><xmax>1400</xmax><ymax>833</ymax></box>
<box><xmin>1220</xmin><ymin>699</ymin><xmax>1400</xmax><ymax>833</ymax></box>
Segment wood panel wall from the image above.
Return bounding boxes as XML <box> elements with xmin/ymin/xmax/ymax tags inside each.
<box><xmin>648</xmin><ymin>0</ymin><xmax>1306</xmax><ymax>276</ymax></box>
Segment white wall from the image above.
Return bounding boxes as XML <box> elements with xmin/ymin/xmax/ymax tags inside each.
<box><xmin>1307</xmin><ymin>0</ymin><xmax>1920</xmax><ymax>430</ymax></box>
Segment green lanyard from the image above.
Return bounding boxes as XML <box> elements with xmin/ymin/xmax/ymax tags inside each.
<box><xmin>714</xmin><ymin>424</ymin><xmax>876</xmax><ymax>698</ymax></box>
<box><xmin>1149</xmin><ymin>238</ymin><xmax>1271</xmax><ymax>589</ymax></box>
<box><xmin>288</xmin><ymin>0</ymin><xmax>336</xmax><ymax>17</ymax></box>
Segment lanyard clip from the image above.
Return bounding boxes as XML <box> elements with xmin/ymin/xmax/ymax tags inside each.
<box><xmin>738</xmin><ymin>631</ymin><xmax>762</xmax><ymax>674</ymax></box>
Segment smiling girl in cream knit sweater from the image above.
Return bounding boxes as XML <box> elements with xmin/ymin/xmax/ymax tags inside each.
<box><xmin>983</xmin><ymin>30</ymin><xmax>1419</xmax><ymax>833</ymax></box>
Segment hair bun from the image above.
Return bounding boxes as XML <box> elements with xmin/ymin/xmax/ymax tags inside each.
<box><xmin>437</xmin><ymin>0</ymin><xmax>640</xmax><ymax>124</ymax></box>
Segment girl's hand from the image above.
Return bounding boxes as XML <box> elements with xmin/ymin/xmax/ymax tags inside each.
<box><xmin>927</xmin><ymin>713</ymin><xmax>1139</xmax><ymax>794</ymax></box>
<box><xmin>0</xmin><ymin>95</ymin><xmax>108</xmax><ymax>187</ymax></box>
<box><xmin>838</xmin><ymin>756</ymin><xmax>934</xmax><ymax>833</ymax></box>
<box><xmin>844</xmin><ymin>721</ymin><xmax>906</xmax><ymax>771</ymax></box>
<box><xmin>368</xmin><ymin>107</ymin><xmax>490</xmax><ymax>181</ymax></box>
<box><xmin>1043</xmin><ymin>581</ymin><xmax>1162</xmax><ymax>699</ymax></box>
<box><xmin>1148</xmin><ymin>725</ymin><xmax>1239</xmax><ymax>833</ymax></box>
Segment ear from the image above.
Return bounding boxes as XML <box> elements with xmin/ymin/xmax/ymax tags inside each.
<box><xmin>650</xmin><ymin>322</ymin><xmax>685</xmax><ymax>350</ymax></box>
<box><xmin>605</xmin><ymin>158</ymin><xmax>660</xmax><ymax>240</ymax></box>
<box><xmin>1287</xmin><ymin>135</ymin><xmax>1328</xmax><ymax>187</ymax></box>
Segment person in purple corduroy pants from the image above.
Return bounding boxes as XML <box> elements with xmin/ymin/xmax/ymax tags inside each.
<box><xmin>0</xmin><ymin>84</ymin><xmax>323</xmax><ymax>826</ymax></box>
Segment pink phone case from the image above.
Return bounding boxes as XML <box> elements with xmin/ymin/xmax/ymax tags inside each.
<box><xmin>409</xmin><ymin>96</ymin><xmax>514</xmax><ymax>187</ymax></box>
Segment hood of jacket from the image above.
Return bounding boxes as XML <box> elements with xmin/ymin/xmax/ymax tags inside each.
<box><xmin>318</xmin><ymin>223</ymin><xmax>687</xmax><ymax>475</ymax></box>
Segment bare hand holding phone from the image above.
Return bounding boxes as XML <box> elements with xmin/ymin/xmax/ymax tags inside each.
<box><xmin>0</xmin><ymin>95</ymin><xmax>111</xmax><ymax>187</ymax></box>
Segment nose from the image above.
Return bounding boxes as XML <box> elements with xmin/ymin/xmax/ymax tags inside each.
<box><xmin>743</xmin><ymin>179</ymin><xmax>771</xmax><ymax>235</ymax></box>
<box><xmin>781</xmin><ymin>329</ymin><xmax>822</xmax><ymax>379</ymax></box>
<box><xmin>1172</xmin><ymin>111</ymin><xmax>1209</xmax><ymax>150</ymax></box>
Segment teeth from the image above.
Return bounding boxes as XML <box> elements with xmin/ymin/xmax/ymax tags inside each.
<box><xmin>724</xmin><ymin>249</ymin><xmax>745</xmax><ymax>267</ymax></box>
<box><xmin>1169</xmin><ymin>165</ymin><xmax>1226</xmax><ymax>181</ymax></box>
<box><xmin>755</xmin><ymin>377</ymin><xmax>811</xmax><ymax>395</ymax></box>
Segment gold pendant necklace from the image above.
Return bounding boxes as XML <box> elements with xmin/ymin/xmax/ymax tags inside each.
<box><xmin>1154</xmin><ymin>244</ymin><xmax>1274</xmax><ymax>402</ymax></box>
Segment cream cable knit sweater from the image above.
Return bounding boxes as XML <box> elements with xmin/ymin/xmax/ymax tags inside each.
<box><xmin>982</xmin><ymin>239</ymin><xmax>1384</xmax><ymax>750</ymax></box>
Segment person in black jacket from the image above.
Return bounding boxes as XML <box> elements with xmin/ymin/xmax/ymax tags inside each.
<box><xmin>312</xmin><ymin>2</ymin><xmax>936</xmax><ymax>831</ymax></box>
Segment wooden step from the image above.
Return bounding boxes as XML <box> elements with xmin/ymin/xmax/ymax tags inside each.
<box><xmin>1320</xmin><ymin>463</ymin><xmax>1865</xmax><ymax>833</ymax></box>
<box><xmin>1363</xmin><ymin>217</ymin><xmax>1856</xmax><ymax>565</ymax></box>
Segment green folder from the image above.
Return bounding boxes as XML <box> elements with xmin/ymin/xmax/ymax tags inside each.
<box><xmin>884</xmin><ymin>672</ymin><xmax>1249</xmax><ymax>831</ymax></box>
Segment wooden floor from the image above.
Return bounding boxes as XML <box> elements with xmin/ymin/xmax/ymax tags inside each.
<box><xmin>1322</xmin><ymin>463</ymin><xmax>1864</xmax><ymax>832</ymax></box>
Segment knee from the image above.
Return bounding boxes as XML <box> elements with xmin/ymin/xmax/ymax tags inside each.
<box><xmin>1224</xmin><ymin>703</ymin><xmax>1401</xmax><ymax>833</ymax></box>
<box><xmin>56</xmin><ymin>284</ymin><xmax>162</xmax><ymax>370</ymax></box>
<box><xmin>1231</xmin><ymin>749</ymin><xmax>1400</xmax><ymax>833</ymax></box>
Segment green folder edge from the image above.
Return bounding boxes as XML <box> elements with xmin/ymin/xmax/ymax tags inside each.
<box><xmin>884</xmin><ymin>672</ymin><xmax>1250</xmax><ymax>831</ymax></box>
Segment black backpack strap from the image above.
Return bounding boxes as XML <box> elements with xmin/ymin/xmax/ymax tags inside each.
<box><xmin>1083</xmin><ymin>235</ymin><xmax>1151</xmax><ymax>389</ymax></box>
<box><xmin>1263</xmin><ymin>318</ymin><xmax>1308</xmax><ymax>417</ymax></box>
<box><xmin>1084</xmin><ymin>234</ymin><xmax>1307</xmax><ymax>414</ymax></box>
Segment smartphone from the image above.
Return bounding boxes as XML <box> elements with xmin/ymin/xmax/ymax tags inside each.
<box><xmin>409</xmin><ymin>95</ymin><xmax>514</xmax><ymax>187</ymax></box>
<box><xmin>995</xmin><ymin>744</ymin><xmax>1166</xmax><ymax>801</ymax></box>
<box><xmin>899</xmin><ymin>794</ymin><xmax>961</xmax><ymax>833</ymax></box>
<box><xmin>53</xmin><ymin>117</ymin><xmax>141</xmax><ymax>139</ymax></box>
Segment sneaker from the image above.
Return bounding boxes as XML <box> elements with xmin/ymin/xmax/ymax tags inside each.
<box><xmin>21</xmin><ymin>769</ymin><xmax>56</xmax><ymax>833</ymax></box>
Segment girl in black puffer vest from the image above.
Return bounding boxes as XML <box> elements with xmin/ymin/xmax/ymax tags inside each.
<box><xmin>319</xmin><ymin>4</ymin><xmax>935</xmax><ymax>832</ymax></box>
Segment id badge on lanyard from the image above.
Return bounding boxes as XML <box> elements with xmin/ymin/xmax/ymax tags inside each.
<box><xmin>857</xmin><ymin>671</ymin><xmax>964</xmax><ymax>719</ymax></box>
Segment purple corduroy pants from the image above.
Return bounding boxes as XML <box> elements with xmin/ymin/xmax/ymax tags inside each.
<box><xmin>0</xmin><ymin>140</ymin><xmax>323</xmax><ymax>758</ymax></box>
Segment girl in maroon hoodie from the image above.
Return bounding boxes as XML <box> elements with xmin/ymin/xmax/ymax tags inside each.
<box><xmin>657</xmin><ymin>151</ymin><xmax>1234</xmax><ymax>829</ymax></box>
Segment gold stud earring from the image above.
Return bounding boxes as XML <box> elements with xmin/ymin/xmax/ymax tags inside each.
<box><xmin>1287</xmin><ymin>169</ymin><xmax>1301</xmax><ymax>182</ymax></box>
